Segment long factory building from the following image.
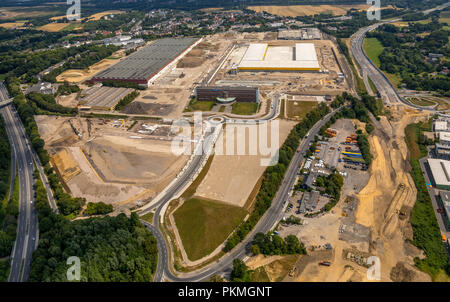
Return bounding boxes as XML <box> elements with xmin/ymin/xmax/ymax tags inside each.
<box><xmin>88</xmin><ymin>37</ymin><xmax>201</xmax><ymax>87</ymax></box>
<box><xmin>238</xmin><ymin>43</ymin><xmax>320</xmax><ymax>72</ymax></box>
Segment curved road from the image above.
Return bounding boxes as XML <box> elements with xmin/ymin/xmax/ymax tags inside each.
<box><xmin>141</xmin><ymin>97</ymin><xmax>341</xmax><ymax>281</ymax></box>
<box><xmin>351</xmin><ymin>2</ymin><xmax>450</xmax><ymax>112</ymax></box>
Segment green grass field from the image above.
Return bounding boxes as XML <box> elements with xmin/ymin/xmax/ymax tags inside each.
<box><xmin>173</xmin><ymin>198</ymin><xmax>247</xmax><ymax>261</ymax></box>
<box><xmin>286</xmin><ymin>100</ymin><xmax>318</xmax><ymax>120</ymax></box>
<box><xmin>185</xmin><ymin>100</ymin><xmax>215</xmax><ymax>112</ymax></box>
<box><xmin>363</xmin><ymin>37</ymin><xmax>384</xmax><ymax>68</ymax></box>
<box><xmin>231</xmin><ymin>102</ymin><xmax>259</xmax><ymax>115</ymax></box>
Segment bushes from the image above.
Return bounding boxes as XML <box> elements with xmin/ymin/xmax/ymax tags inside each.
<box><xmin>56</xmin><ymin>83</ymin><xmax>81</xmax><ymax>96</ymax></box>
<box><xmin>84</xmin><ymin>202</ymin><xmax>113</xmax><ymax>216</ymax></box>
<box><xmin>224</xmin><ymin>102</ymin><xmax>332</xmax><ymax>252</ymax></box>
<box><xmin>251</xmin><ymin>232</ymin><xmax>306</xmax><ymax>256</ymax></box>
<box><xmin>357</xmin><ymin>133</ymin><xmax>372</xmax><ymax>166</ymax></box>
<box><xmin>0</xmin><ymin>176</ymin><xmax>19</xmax><ymax>258</ymax></box>
<box><xmin>27</xmin><ymin>93</ymin><xmax>78</xmax><ymax>116</ymax></box>
<box><xmin>0</xmin><ymin>114</ymin><xmax>11</xmax><ymax>220</ymax></box>
<box><xmin>114</xmin><ymin>90</ymin><xmax>140</xmax><ymax>111</ymax></box>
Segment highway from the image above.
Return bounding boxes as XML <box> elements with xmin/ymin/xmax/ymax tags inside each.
<box><xmin>0</xmin><ymin>82</ymin><xmax>58</xmax><ymax>282</ymax></box>
<box><xmin>350</xmin><ymin>2</ymin><xmax>450</xmax><ymax>111</ymax></box>
<box><xmin>141</xmin><ymin>97</ymin><xmax>341</xmax><ymax>281</ymax></box>
<box><xmin>0</xmin><ymin>84</ymin><xmax>37</xmax><ymax>282</ymax></box>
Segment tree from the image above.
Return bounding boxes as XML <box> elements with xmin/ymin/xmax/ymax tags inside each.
<box><xmin>250</xmin><ymin>244</ymin><xmax>260</xmax><ymax>255</ymax></box>
<box><xmin>230</xmin><ymin>259</ymin><xmax>250</xmax><ymax>282</ymax></box>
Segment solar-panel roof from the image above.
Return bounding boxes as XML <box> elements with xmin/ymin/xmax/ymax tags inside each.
<box><xmin>92</xmin><ymin>37</ymin><xmax>198</xmax><ymax>82</ymax></box>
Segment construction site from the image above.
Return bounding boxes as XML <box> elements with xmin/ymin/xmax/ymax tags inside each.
<box><xmin>34</xmin><ymin>115</ymin><xmax>189</xmax><ymax>211</ymax></box>
<box><xmin>33</xmin><ymin>30</ymin><xmax>356</xmax><ymax>263</ymax></box>
<box><xmin>244</xmin><ymin>105</ymin><xmax>436</xmax><ymax>282</ymax></box>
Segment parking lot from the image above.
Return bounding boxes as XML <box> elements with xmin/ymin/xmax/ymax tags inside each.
<box><xmin>293</xmin><ymin>119</ymin><xmax>370</xmax><ymax>215</ymax></box>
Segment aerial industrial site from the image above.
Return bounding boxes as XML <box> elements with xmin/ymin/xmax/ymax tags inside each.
<box><xmin>0</xmin><ymin>0</ymin><xmax>449</xmax><ymax>288</ymax></box>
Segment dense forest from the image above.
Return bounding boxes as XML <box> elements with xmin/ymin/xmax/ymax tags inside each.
<box><xmin>30</xmin><ymin>170</ymin><xmax>158</xmax><ymax>281</ymax></box>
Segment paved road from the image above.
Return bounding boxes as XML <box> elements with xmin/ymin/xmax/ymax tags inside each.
<box><xmin>350</xmin><ymin>2</ymin><xmax>450</xmax><ymax>111</ymax></box>
<box><xmin>0</xmin><ymin>82</ymin><xmax>57</xmax><ymax>282</ymax></box>
<box><xmin>143</xmin><ymin>101</ymin><xmax>341</xmax><ymax>281</ymax></box>
<box><xmin>0</xmin><ymin>104</ymin><xmax>37</xmax><ymax>282</ymax></box>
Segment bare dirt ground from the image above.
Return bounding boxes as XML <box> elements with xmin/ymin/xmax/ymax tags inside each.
<box><xmin>56</xmin><ymin>50</ymin><xmax>126</xmax><ymax>83</ymax></box>
<box><xmin>196</xmin><ymin>119</ymin><xmax>296</xmax><ymax>207</ymax></box>
<box><xmin>214</xmin><ymin>39</ymin><xmax>349</xmax><ymax>95</ymax></box>
<box><xmin>56</xmin><ymin>93</ymin><xmax>79</xmax><ymax>108</ymax></box>
<box><xmin>35</xmin><ymin>115</ymin><xmax>188</xmax><ymax>208</ymax></box>
<box><xmin>0</xmin><ymin>22</ymin><xmax>25</xmax><ymax>29</ymax></box>
<box><xmin>248</xmin><ymin>106</ymin><xmax>433</xmax><ymax>282</ymax></box>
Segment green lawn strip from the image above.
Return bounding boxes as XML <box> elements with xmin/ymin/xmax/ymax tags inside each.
<box><xmin>363</xmin><ymin>37</ymin><xmax>384</xmax><ymax>67</ymax></box>
<box><xmin>407</xmin><ymin>97</ymin><xmax>436</xmax><ymax>107</ymax></box>
<box><xmin>186</xmin><ymin>100</ymin><xmax>215</xmax><ymax>112</ymax></box>
<box><xmin>231</xmin><ymin>102</ymin><xmax>258</xmax><ymax>115</ymax></box>
<box><xmin>173</xmin><ymin>198</ymin><xmax>247</xmax><ymax>261</ymax></box>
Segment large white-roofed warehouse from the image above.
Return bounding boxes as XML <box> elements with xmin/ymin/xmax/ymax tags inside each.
<box><xmin>427</xmin><ymin>158</ymin><xmax>450</xmax><ymax>190</ymax></box>
<box><xmin>88</xmin><ymin>37</ymin><xmax>201</xmax><ymax>87</ymax></box>
<box><xmin>238</xmin><ymin>43</ymin><xmax>320</xmax><ymax>72</ymax></box>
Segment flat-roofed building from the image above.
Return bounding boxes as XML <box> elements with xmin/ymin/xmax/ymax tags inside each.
<box><xmin>434</xmin><ymin>120</ymin><xmax>448</xmax><ymax>132</ymax></box>
<box><xmin>78</xmin><ymin>86</ymin><xmax>134</xmax><ymax>111</ymax></box>
<box><xmin>435</xmin><ymin>143</ymin><xmax>450</xmax><ymax>160</ymax></box>
<box><xmin>299</xmin><ymin>190</ymin><xmax>320</xmax><ymax>213</ymax></box>
<box><xmin>88</xmin><ymin>37</ymin><xmax>201</xmax><ymax>87</ymax></box>
<box><xmin>439</xmin><ymin>132</ymin><xmax>450</xmax><ymax>145</ymax></box>
<box><xmin>195</xmin><ymin>86</ymin><xmax>259</xmax><ymax>103</ymax></box>
<box><xmin>238</xmin><ymin>43</ymin><xmax>320</xmax><ymax>72</ymax></box>
<box><xmin>427</xmin><ymin>158</ymin><xmax>450</xmax><ymax>190</ymax></box>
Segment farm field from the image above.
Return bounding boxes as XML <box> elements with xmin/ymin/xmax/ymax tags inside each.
<box><xmin>38</xmin><ymin>22</ymin><xmax>71</xmax><ymax>32</ymax></box>
<box><xmin>0</xmin><ymin>22</ymin><xmax>25</xmax><ymax>29</ymax></box>
<box><xmin>173</xmin><ymin>198</ymin><xmax>247</xmax><ymax>261</ymax></box>
<box><xmin>247</xmin><ymin>4</ymin><xmax>370</xmax><ymax>17</ymax></box>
